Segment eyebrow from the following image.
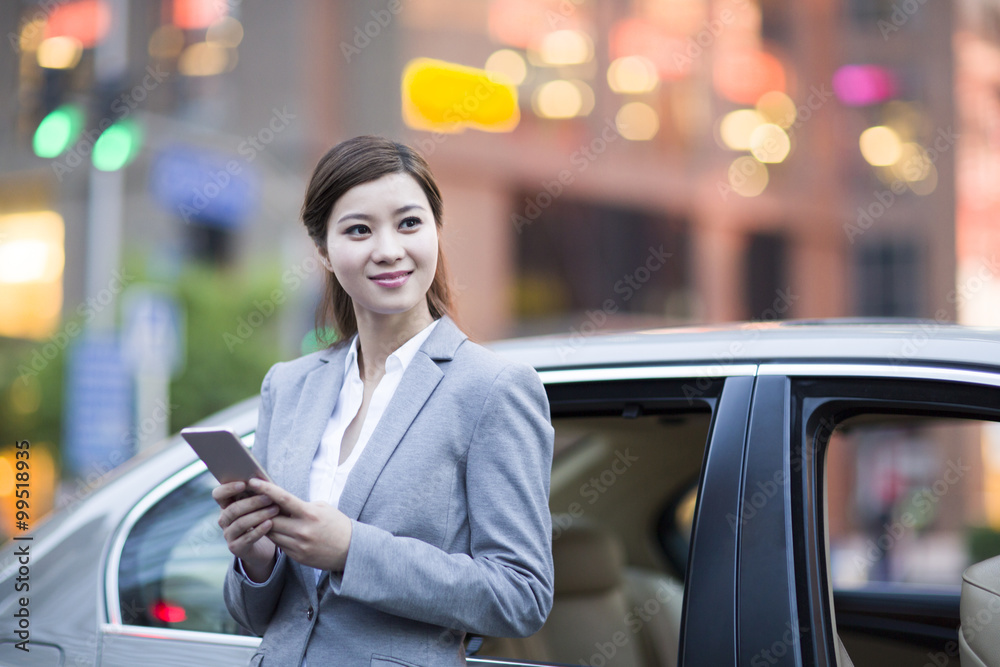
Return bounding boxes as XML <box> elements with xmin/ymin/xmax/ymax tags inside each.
<box><xmin>336</xmin><ymin>204</ymin><xmax>426</xmax><ymax>225</ymax></box>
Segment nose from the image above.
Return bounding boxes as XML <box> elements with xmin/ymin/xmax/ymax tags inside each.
<box><xmin>371</xmin><ymin>228</ymin><xmax>405</xmax><ymax>263</ymax></box>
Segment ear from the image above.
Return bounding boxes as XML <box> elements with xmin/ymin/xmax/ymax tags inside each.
<box><xmin>315</xmin><ymin>244</ymin><xmax>333</xmax><ymax>272</ymax></box>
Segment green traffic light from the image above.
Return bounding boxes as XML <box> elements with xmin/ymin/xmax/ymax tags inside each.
<box><xmin>92</xmin><ymin>119</ymin><xmax>141</xmax><ymax>171</ymax></box>
<box><xmin>33</xmin><ymin>105</ymin><xmax>83</xmax><ymax>158</ymax></box>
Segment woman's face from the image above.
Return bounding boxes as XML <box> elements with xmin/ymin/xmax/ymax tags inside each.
<box><xmin>321</xmin><ymin>171</ymin><xmax>439</xmax><ymax>321</ymax></box>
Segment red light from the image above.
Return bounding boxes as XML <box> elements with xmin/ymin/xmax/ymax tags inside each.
<box><xmin>609</xmin><ymin>19</ymin><xmax>690</xmax><ymax>81</ymax></box>
<box><xmin>45</xmin><ymin>0</ymin><xmax>111</xmax><ymax>48</ymax></box>
<box><xmin>713</xmin><ymin>50</ymin><xmax>786</xmax><ymax>104</ymax></box>
<box><xmin>151</xmin><ymin>600</ymin><xmax>187</xmax><ymax>623</ymax></box>
<box><xmin>172</xmin><ymin>0</ymin><xmax>227</xmax><ymax>29</ymax></box>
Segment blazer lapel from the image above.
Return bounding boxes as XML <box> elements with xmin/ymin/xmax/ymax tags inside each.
<box><xmin>336</xmin><ymin>313</ymin><xmax>467</xmax><ymax>521</ymax></box>
<box><xmin>280</xmin><ymin>348</ymin><xmax>348</xmax><ymax>502</ymax></box>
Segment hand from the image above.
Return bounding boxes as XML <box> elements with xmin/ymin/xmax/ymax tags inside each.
<box><xmin>247</xmin><ymin>478</ymin><xmax>353</xmax><ymax>572</ymax></box>
<box><xmin>213</xmin><ymin>480</ymin><xmax>279</xmax><ymax>581</ymax></box>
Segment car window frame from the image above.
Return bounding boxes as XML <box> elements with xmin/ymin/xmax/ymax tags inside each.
<box><xmin>756</xmin><ymin>362</ymin><xmax>1000</xmax><ymax>667</ymax></box>
<box><xmin>101</xmin><ymin>432</ymin><xmax>262</xmax><ymax>650</ymax></box>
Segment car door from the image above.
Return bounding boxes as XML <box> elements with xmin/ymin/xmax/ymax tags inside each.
<box><xmin>471</xmin><ymin>364</ymin><xmax>756</xmax><ymax>667</ymax></box>
<box><xmin>737</xmin><ymin>362</ymin><xmax>1000</xmax><ymax>667</ymax></box>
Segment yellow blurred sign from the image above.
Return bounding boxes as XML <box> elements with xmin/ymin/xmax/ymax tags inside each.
<box><xmin>402</xmin><ymin>58</ymin><xmax>519</xmax><ymax>133</ymax></box>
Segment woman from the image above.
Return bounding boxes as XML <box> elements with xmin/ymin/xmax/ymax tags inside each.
<box><xmin>213</xmin><ymin>135</ymin><xmax>555</xmax><ymax>666</ymax></box>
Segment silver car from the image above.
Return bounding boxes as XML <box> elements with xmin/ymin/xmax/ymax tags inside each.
<box><xmin>2</xmin><ymin>320</ymin><xmax>999</xmax><ymax>666</ymax></box>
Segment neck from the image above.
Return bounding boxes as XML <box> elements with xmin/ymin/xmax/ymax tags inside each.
<box><xmin>355</xmin><ymin>308</ymin><xmax>435</xmax><ymax>381</ymax></box>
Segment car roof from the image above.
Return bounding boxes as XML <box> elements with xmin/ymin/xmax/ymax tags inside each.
<box><xmin>484</xmin><ymin>319</ymin><xmax>1000</xmax><ymax>372</ymax></box>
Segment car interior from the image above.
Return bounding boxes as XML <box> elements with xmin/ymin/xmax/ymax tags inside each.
<box><xmin>475</xmin><ymin>410</ymin><xmax>711</xmax><ymax>665</ymax></box>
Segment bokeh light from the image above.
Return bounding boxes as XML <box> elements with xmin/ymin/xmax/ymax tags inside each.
<box><xmin>148</xmin><ymin>24</ymin><xmax>185</xmax><ymax>60</ymax></box>
<box><xmin>833</xmin><ymin>64</ymin><xmax>898</xmax><ymax>107</ymax></box>
<box><xmin>749</xmin><ymin>124</ymin><xmax>791</xmax><ymax>163</ymax></box>
<box><xmin>859</xmin><ymin>125</ymin><xmax>903</xmax><ymax>166</ymax></box>
<box><xmin>178</xmin><ymin>42</ymin><xmax>230</xmax><ymax>76</ymax></box>
<box><xmin>756</xmin><ymin>91</ymin><xmax>797</xmax><ymax>129</ymax></box>
<box><xmin>714</xmin><ymin>50</ymin><xmax>786</xmax><ymax>104</ymax></box>
<box><xmin>485</xmin><ymin>49</ymin><xmax>527</xmax><ymax>86</ymax></box>
<box><xmin>37</xmin><ymin>36</ymin><xmax>83</xmax><ymax>69</ymax></box>
<box><xmin>607</xmin><ymin>56</ymin><xmax>659</xmax><ymax>94</ymax></box>
<box><xmin>720</xmin><ymin>109</ymin><xmax>765</xmax><ymax>151</ymax></box>
<box><xmin>537</xmin><ymin>30</ymin><xmax>593</xmax><ymax>66</ymax></box>
<box><xmin>533</xmin><ymin>80</ymin><xmax>584</xmax><ymax>118</ymax></box>
<box><xmin>728</xmin><ymin>156</ymin><xmax>769</xmax><ymax>197</ymax></box>
<box><xmin>616</xmin><ymin>102</ymin><xmax>659</xmax><ymax>140</ymax></box>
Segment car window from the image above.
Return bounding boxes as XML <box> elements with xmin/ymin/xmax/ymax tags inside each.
<box><xmin>826</xmin><ymin>415</ymin><xmax>1000</xmax><ymax>590</ymax></box>
<box><xmin>477</xmin><ymin>381</ymin><xmax>719</xmax><ymax>665</ymax></box>
<box><xmin>117</xmin><ymin>466</ymin><xmax>243</xmax><ymax>634</ymax></box>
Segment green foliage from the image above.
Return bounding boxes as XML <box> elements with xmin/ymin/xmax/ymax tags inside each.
<box><xmin>0</xmin><ymin>253</ymin><xmax>291</xmax><ymax>474</ymax></box>
<box><xmin>166</xmin><ymin>260</ymin><xmax>285</xmax><ymax>432</ymax></box>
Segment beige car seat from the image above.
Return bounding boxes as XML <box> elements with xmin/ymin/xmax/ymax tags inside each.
<box><xmin>960</xmin><ymin>554</ymin><xmax>1000</xmax><ymax>667</ymax></box>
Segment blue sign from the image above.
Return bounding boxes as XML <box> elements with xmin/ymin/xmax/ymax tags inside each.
<box><xmin>149</xmin><ymin>146</ymin><xmax>259</xmax><ymax>229</ymax></box>
<box><xmin>122</xmin><ymin>287</ymin><xmax>184</xmax><ymax>375</ymax></box>
<box><xmin>63</xmin><ymin>333</ymin><xmax>133</xmax><ymax>477</ymax></box>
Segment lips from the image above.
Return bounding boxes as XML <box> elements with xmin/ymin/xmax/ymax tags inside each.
<box><xmin>369</xmin><ymin>270</ymin><xmax>413</xmax><ymax>288</ymax></box>
<box><xmin>370</xmin><ymin>270</ymin><xmax>412</xmax><ymax>280</ymax></box>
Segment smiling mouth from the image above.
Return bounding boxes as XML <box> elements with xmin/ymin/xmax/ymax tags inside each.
<box><xmin>370</xmin><ymin>271</ymin><xmax>413</xmax><ymax>280</ymax></box>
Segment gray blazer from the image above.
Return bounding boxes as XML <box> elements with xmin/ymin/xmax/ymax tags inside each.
<box><xmin>224</xmin><ymin>314</ymin><xmax>555</xmax><ymax>666</ymax></box>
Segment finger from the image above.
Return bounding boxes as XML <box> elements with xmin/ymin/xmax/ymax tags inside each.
<box><xmin>212</xmin><ymin>481</ymin><xmax>246</xmax><ymax>507</ymax></box>
<box><xmin>248</xmin><ymin>479</ymin><xmax>304</xmax><ymax>516</ymax></box>
<box><xmin>224</xmin><ymin>505</ymin><xmax>280</xmax><ymax>543</ymax></box>
<box><xmin>218</xmin><ymin>493</ymin><xmax>273</xmax><ymax>530</ymax></box>
<box><xmin>222</xmin><ymin>501</ymin><xmax>279</xmax><ymax>535</ymax></box>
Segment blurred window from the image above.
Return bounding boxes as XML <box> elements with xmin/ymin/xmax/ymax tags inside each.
<box><xmin>826</xmin><ymin>415</ymin><xmax>1000</xmax><ymax>590</ymax></box>
<box><xmin>745</xmin><ymin>231</ymin><xmax>789</xmax><ymax>320</ymax></box>
<box><xmin>117</xmin><ymin>465</ymin><xmax>245</xmax><ymax>635</ymax></box>
<box><xmin>847</xmin><ymin>0</ymin><xmax>898</xmax><ymax>24</ymax></box>
<box><xmin>513</xmin><ymin>198</ymin><xmax>691</xmax><ymax>327</ymax></box>
<box><xmin>855</xmin><ymin>239</ymin><xmax>923</xmax><ymax>317</ymax></box>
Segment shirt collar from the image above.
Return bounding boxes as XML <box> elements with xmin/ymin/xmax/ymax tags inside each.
<box><xmin>344</xmin><ymin>318</ymin><xmax>441</xmax><ymax>378</ymax></box>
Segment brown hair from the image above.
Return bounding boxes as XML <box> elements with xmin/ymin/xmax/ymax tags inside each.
<box><xmin>301</xmin><ymin>136</ymin><xmax>456</xmax><ymax>348</ymax></box>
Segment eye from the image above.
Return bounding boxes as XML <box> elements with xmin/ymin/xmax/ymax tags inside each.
<box><xmin>345</xmin><ymin>224</ymin><xmax>370</xmax><ymax>235</ymax></box>
<box><xmin>400</xmin><ymin>216</ymin><xmax>422</xmax><ymax>229</ymax></box>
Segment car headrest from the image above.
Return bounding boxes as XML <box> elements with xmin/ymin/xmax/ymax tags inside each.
<box><xmin>960</xmin><ymin>554</ymin><xmax>1000</xmax><ymax>667</ymax></box>
<box><xmin>551</xmin><ymin>514</ymin><xmax>625</xmax><ymax>595</ymax></box>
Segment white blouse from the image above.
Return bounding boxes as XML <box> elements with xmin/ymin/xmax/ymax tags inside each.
<box><xmin>307</xmin><ymin>317</ymin><xmax>440</xmax><ymax>578</ymax></box>
<box><xmin>238</xmin><ymin>318</ymin><xmax>440</xmax><ymax>594</ymax></box>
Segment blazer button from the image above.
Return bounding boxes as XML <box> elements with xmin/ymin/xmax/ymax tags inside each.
<box><xmin>306</xmin><ymin>606</ymin><xmax>314</xmax><ymax>620</ymax></box>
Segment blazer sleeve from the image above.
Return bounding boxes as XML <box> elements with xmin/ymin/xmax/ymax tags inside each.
<box><xmin>223</xmin><ymin>363</ymin><xmax>290</xmax><ymax>636</ymax></box>
<box><xmin>327</xmin><ymin>361</ymin><xmax>555</xmax><ymax>638</ymax></box>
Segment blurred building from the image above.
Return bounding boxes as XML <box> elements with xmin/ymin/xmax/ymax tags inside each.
<box><xmin>0</xmin><ymin>0</ymin><xmax>960</xmax><ymax>348</ymax></box>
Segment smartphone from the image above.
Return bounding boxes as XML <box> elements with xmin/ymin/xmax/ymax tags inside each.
<box><xmin>180</xmin><ymin>427</ymin><xmax>273</xmax><ymax>487</ymax></box>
